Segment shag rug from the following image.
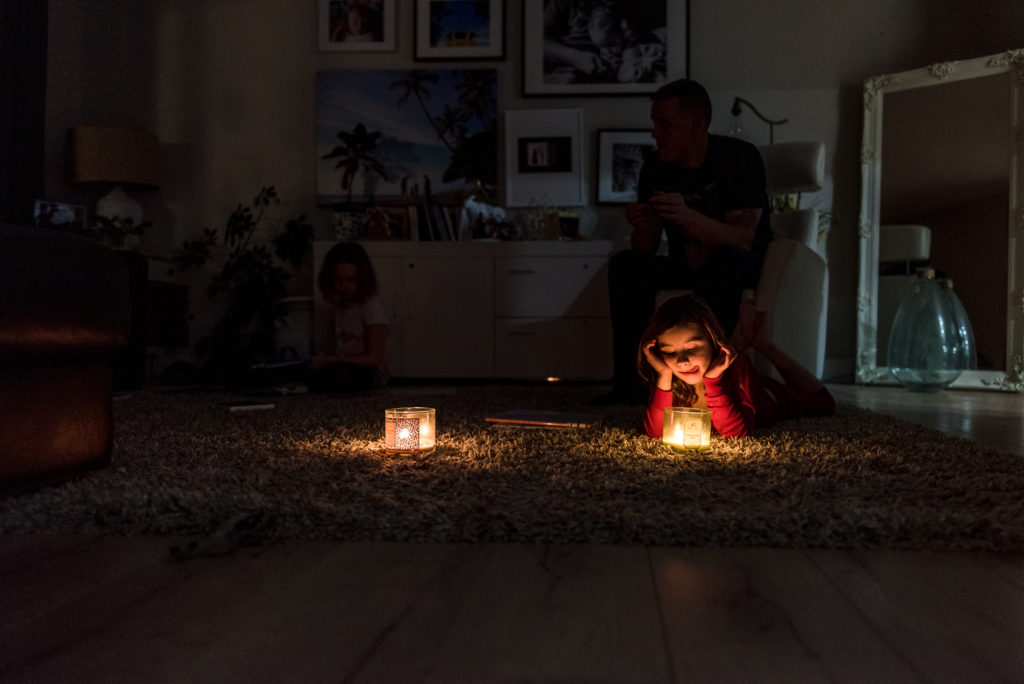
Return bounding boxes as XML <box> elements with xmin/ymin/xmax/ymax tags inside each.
<box><xmin>2</xmin><ymin>384</ymin><xmax>1023</xmax><ymax>551</ymax></box>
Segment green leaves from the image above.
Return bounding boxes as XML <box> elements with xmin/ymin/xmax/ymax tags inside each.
<box><xmin>171</xmin><ymin>186</ymin><xmax>313</xmax><ymax>376</ymax></box>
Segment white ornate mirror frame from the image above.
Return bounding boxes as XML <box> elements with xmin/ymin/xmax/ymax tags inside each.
<box><xmin>857</xmin><ymin>49</ymin><xmax>1024</xmax><ymax>391</ymax></box>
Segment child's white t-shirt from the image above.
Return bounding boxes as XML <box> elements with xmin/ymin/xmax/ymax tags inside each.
<box><xmin>332</xmin><ymin>294</ymin><xmax>390</xmax><ymax>383</ymax></box>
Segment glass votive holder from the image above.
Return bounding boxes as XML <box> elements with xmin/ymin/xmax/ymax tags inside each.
<box><xmin>663</xmin><ymin>407</ymin><xmax>712</xmax><ymax>451</ymax></box>
<box><xmin>384</xmin><ymin>407</ymin><xmax>435</xmax><ymax>454</ymax></box>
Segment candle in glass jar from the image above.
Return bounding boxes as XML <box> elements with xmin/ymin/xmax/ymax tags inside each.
<box><xmin>384</xmin><ymin>407</ymin><xmax>436</xmax><ymax>454</ymax></box>
<box><xmin>662</xmin><ymin>407</ymin><xmax>711</xmax><ymax>451</ymax></box>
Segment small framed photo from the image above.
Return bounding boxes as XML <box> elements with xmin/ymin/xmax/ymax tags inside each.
<box><xmin>415</xmin><ymin>0</ymin><xmax>505</xmax><ymax>61</ymax></box>
<box><xmin>33</xmin><ymin>200</ymin><xmax>87</xmax><ymax>232</ymax></box>
<box><xmin>596</xmin><ymin>129</ymin><xmax>654</xmax><ymax>204</ymax></box>
<box><xmin>319</xmin><ymin>0</ymin><xmax>397</xmax><ymax>52</ymax></box>
<box><xmin>505</xmin><ymin>109</ymin><xmax>583</xmax><ymax>207</ymax></box>
<box><xmin>522</xmin><ymin>0</ymin><xmax>682</xmax><ymax>96</ymax></box>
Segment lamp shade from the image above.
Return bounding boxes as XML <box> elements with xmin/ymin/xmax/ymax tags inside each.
<box><xmin>70</xmin><ymin>126</ymin><xmax>161</xmax><ymax>188</ymax></box>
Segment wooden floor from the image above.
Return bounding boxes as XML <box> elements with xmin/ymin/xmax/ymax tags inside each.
<box><xmin>2</xmin><ymin>383</ymin><xmax>1022</xmax><ymax>683</ymax></box>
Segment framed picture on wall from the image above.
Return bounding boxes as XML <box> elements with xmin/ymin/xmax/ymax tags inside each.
<box><xmin>595</xmin><ymin>129</ymin><xmax>653</xmax><ymax>204</ymax></box>
<box><xmin>319</xmin><ymin>0</ymin><xmax>397</xmax><ymax>52</ymax></box>
<box><xmin>414</xmin><ymin>0</ymin><xmax>505</xmax><ymax>61</ymax></box>
<box><xmin>316</xmin><ymin>69</ymin><xmax>498</xmax><ymax>205</ymax></box>
<box><xmin>505</xmin><ymin>109</ymin><xmax>584</xmax><ymax>207</ymax></box>
<box><xmin>522</xmin><ymin>0</ymin><xmax>684</xmax><ymax>96</ymax></box>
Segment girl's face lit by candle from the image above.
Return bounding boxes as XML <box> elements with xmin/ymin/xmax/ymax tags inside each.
<box><xmin>654</xmin><ymin>323</ymin><xmax>715</xmax><ymax>385</ymax></box>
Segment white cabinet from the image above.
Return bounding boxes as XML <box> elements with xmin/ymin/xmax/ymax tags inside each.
<box><xmin>314</xmin><ymin>240</ymin><xmax>619</xmax><ymax>380</ymax></box>
<box><xmin>494</xmin><ymin>318</ymin><xmax>611</xmax><ymax>379</ymax></box>
<box><xmin>493</xmin><ymin>255</ymin><xmax>612</xmax><ymax>379</ymax></box>
<box><xmin>402</xmin><ymin>256</ymin><xmax>493</xmax><ymax>377</ymax></box>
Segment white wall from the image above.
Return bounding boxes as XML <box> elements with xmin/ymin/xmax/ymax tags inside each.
<box><xmin>44</xmin><ymin>0</ymin><xmax>1024</xmax><ymax>379</ymax></box>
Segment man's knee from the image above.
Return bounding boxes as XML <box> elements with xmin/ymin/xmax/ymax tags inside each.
<box><xmin>610</xmin><ymin>249</ymin><xmax>652</xmax><ymax>277</ymax></box>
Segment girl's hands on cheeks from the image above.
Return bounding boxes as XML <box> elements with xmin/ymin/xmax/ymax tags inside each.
<box><xmin>642</xmin><ymin>339</ymin><xmax>674</xmax><ymax>391</ymax></box>
<box><xmin>703</xmin><ymin>345</ymin><xmax>736</xmax><ymax>379</ymax></box>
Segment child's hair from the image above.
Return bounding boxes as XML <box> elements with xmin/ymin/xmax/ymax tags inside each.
<box><xmin>317</xmin><ymin>241</ymin><xmax>378</xmax><ymax>302</ymax></box>
<box><xmin>636</xmin><ymin>294</ymin><xmax>729</xmax><ymax>406</ymax></box>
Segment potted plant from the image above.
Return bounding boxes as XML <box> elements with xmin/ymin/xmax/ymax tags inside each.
<box><xmin>173</xmin><ymin>186</ymin><xmax>313</xmax><ymax>384</ymax></box>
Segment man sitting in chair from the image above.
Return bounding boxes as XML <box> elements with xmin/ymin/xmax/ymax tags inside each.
<box><xmin>595</xmin><ymin>78</ymin><xmax>773</xmax><ymax>405</ymax></box>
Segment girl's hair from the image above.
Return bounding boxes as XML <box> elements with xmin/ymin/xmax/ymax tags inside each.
<box><xmin>636</xmin><ymin>294</ymin><xmax>729</xmax><ymax>406</ymax></box>
<box><xmin>317</xmin><ymin>241</ymin><xmax>378</xmax><ymax>302</ymax></box>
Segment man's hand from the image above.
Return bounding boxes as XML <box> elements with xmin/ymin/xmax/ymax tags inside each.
<box><xmin>649</xmin><ymin>191</ymin><xmax>692</xmax><ymax>229</ymax></box>
<box><xmin>625</xmin><ymin>202</ymin><xmax>657</xmax><ymax>229</ymax></box>
<box><xmin>625</xmin><ymin>202</ymin><xmax>661</xmax><ymax>254</ymax></box>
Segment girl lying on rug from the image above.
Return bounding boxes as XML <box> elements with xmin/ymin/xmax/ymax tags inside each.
<box><xmin>639</xmin><ymin>294</ymin><xmax>835</xmax><ymax>439</ymax></box>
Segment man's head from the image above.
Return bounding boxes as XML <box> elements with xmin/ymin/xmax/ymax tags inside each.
<box><xmin>649</xmin><ymin>78</ymin><xmax>711</xmax><ymax>166</ymax></box>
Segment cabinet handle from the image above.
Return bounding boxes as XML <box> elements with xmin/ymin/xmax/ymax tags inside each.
<box><xmin>508</xmin><ymin>331</ymin><xmax>536</xmax><ymax>336</ymax></box>
<box><xmin>507</xmin><ymin>269</ymin><xmax>535</xmax><ymax>275</ymax></box>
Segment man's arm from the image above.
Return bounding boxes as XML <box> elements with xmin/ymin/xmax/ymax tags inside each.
<box><xmin>625</xmin><ymin>202</ymin><xmax>662</xmax><ymax>254</ymax></box>
<box><xmin>649</xmin><ymin>191</ymin><xmax>760</xmax><ymax>252</ymax></box>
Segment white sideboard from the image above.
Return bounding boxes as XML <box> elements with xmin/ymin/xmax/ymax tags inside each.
<box><xmin>312</xmin><ymin>240</ymin><xmax>621</xmax><ymax>380</ymax></box>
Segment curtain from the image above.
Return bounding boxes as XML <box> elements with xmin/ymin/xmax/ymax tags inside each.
<box><xmin>0</xmin><ymin>0</ymin><xmax>48</xmax><ymax>225</ymax></box>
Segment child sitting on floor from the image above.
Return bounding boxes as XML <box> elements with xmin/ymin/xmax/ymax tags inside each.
<box><xmin>309</xmin><ymin>241</ymin><xmax>389</xmax><ymax>393</ymax></box>
<box><xmin>638</xmin><ymin>294</ymin><xmax>835</xmax><ymax>438</ymax></box>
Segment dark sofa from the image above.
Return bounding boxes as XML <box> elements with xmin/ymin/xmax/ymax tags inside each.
<box><xmin>0</xmin><ymin>225</ymin><xmax>131</xmax><ymax>494</ymax></box>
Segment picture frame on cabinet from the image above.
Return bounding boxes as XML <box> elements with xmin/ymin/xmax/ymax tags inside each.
<box><xmin>414</xmin><ymin>0</ymin><xmax>505</xmax><ymax>61</ymax></box>
<box><xmin>521</xmin><ymin>0</ymin><xmax>683</xmax><ymax>96</ymax></box>
<box><xmin>33</xmin><ymin>200</ymin><xmax>87</xmax><ymax>232</ymax></box>
<box><xmin>505</xmin><ymin>109</ymin><xmax>584</xmax><ymax>207</ymax></box>
<box><xmin>319</xmin><ymin>0</ymin><xmax>397</xmax><ymax>52</ymax></box>
<box><xmin>595</xmin><ymin>129</ymin><xmax>654</xmax><ymax>204</ymax></box>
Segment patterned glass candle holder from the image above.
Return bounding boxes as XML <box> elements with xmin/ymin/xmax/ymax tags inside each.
<box><xmin>662</xmin><ymin>407</ymin><xmax>711</xmax><ymax>451</ymax></box>
<box><xmin>384</xmin><ymin>407</ymin><xmax>435</xmax><ymax>454</ymax></box>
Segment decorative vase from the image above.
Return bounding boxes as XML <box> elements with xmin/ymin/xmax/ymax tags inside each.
<box><xmin>887</xmin><ymin>268</ymin><xmax>976</xmax><ymax>392</ymax></box>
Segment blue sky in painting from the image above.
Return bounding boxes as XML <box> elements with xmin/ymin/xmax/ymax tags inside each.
<box><xmin>430</xmin><ymin>0</ymin><xmax>490</xmax><ymax>46</ymax></box>
<box><xmin>316</xmin><ymin>69</ymin><xmax>494</xmax><ymax>202</ymax></box>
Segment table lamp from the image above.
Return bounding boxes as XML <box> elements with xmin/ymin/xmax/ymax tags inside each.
<box><xmin>69</xmin><ymin>126</ymin><xmax>161</xmax><ymax>225</ymax></box>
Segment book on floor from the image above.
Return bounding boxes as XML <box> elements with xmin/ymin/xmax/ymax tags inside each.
<box><xmin>221</xmin><ymin>400</ymin><xmax>276</xmax><ymax>412</ymax></box>
<box><xmin>484</xmin><ymin>409</ymin><xmax>606</xmax><ymax>429</ymax></box>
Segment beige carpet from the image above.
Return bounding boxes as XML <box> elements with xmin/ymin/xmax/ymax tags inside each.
<box><xmin>1</xmin><ymin>384</ymin><xmax>1022</xmax><ymax>551</ymax></box>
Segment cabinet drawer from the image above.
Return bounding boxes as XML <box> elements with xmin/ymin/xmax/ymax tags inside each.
<box><xmin>494</xmin><ymin>257</ymin><xmax>609</xmax><ymax>318</ymax></box>
<box><xmin>494</xmin><ymin>318</ymin><xmax>612</xmax><ymax>380</ymax></box>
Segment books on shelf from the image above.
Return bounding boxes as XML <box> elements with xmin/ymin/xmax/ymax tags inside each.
<box><xmin>333</xmin><ymin>198</ymin><xmax>464</xmax><ymax>242</ymax></box>
<box><xmin>484</xmin><ymin>409</ymin><xmax>607</xmax><ymax>429</ymax></box>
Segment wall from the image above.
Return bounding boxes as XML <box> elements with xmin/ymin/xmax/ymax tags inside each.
<box><xmin>44</xmin><ymin>0</ymin><xmax>1024</xmax><ymax>379</ymax></box>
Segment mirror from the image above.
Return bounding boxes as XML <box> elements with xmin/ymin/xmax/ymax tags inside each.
<box><xmin>857</xmin><ymin>49</ymin><xmax>1024</xmax><ymax>391</ymax></box>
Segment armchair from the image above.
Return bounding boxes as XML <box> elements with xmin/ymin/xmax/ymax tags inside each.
<box><xmin>0</xmin><ymin>225</ymin><xmax>131</xmax><ymax>494</ymax></box>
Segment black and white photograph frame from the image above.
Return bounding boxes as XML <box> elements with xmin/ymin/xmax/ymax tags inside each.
<box><xmin>319</xmin><ymin>0</ymin><xmax>397</xmax><ymax>52</ymax></box>
<box><xmin>505</xmin><ymin>109</ymin><xmax>584</xmax><ymax>207</ymax></box>
<box><xmin>521</xmin><ymin>0</ymin><xmax>685</xmax><ymax>96</ymax></box>
<box><xmin>414</xmin><ymin>0</ymin><xmax>505</xmax><ymax>61</ymax></box>
<box><xmin>596</xmin><ymin>129</ymin><xmax>654</xmax><ymax>204</ymax></box>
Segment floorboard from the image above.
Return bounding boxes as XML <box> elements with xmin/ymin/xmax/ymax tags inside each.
<box><xmin>807</xmin><ymin>550</ymin><xmax>1024</xmax><ymax>684</ymax></box>
<box><xmin>650</xmin><ymin>547</ymin><xmax>922</xmax><ymax>683</ymax></box>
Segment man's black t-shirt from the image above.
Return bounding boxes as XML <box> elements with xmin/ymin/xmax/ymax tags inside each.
<box><xmin>636</xmin><ymin>134</ymin><xmax>773</xmax><ymax>259</ymax></box>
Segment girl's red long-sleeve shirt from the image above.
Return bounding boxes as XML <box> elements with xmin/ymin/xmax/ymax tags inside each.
<box><xmin>643</xmin><ymin>353</ymin><xmax>835</xmax><ymax>439</ymax></box>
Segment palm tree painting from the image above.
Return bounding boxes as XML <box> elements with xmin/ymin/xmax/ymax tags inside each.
<box><xmin>317</xmin><ymin>69</ymin><xmax>497</xmax><ymax>206</ymax></box>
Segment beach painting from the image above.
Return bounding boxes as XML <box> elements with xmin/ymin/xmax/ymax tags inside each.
<box><xmin>317</xmin><ymin>69</ymin><xmax>498</xmax><ymax>205</ymax></box>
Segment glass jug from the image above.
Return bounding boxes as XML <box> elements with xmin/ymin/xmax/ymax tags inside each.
<box><xmin>887</xmin><ymin>268</ymin><xmax>976</xmax><ymax>392</ymax></box>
